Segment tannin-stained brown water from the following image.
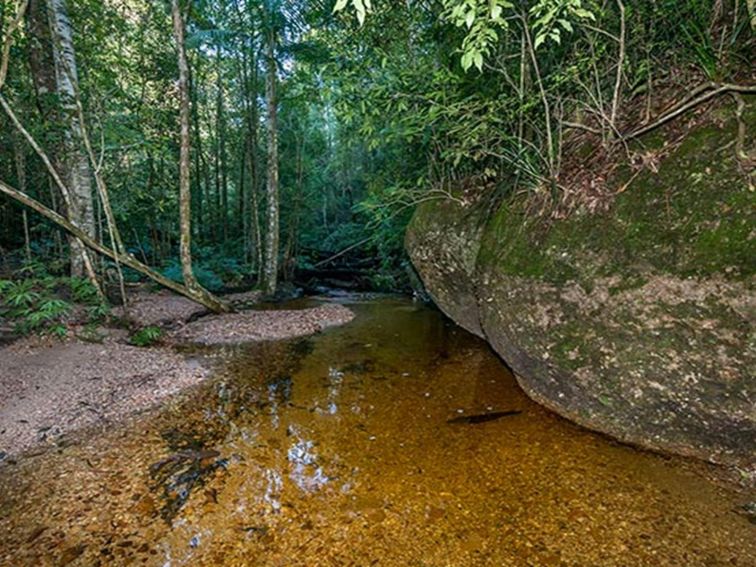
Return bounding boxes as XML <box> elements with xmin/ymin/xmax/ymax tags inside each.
<box><xmin>0</xmin><ymin>296</ymin><xmax>753</xmax><ymax>566</ymax></box>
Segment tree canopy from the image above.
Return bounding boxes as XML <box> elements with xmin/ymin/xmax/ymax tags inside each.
<box><xmin>0</xmin><ymin>0</ymin><xmax>753</xmax><ymax>306</ymax></box>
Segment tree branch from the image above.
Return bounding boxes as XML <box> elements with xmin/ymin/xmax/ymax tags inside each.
<box><xmin>0</xmin><ymin>0</ymin><xmax>29</xmax><ymax>90</ymax></box>
<box><xmin>625</xmin><ymin>83</ymin><xmax>756</xmax><ymax>140</ymax></box>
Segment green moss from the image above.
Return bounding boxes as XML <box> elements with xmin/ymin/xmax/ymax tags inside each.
<box><xmin>410</xmin><ymin>198</ymin><xmax>487</xmax><ymax>240</ymax></box>
<box><xmin>479</xmin><ymin>202</ymin><xmax>582</xmax><ymax>284</ymax></box>
<box><xmin>478</xmin><ymin>101</ymin><xmax>756</xmax><ymax>283</ymax></box>
<box><xmin>608</xmin><ymin>274</ymin><xmax>648</xmax><ymax>295</ymax></box>
<box><xmin>551</xmin><ymin>333</ymin><xmax>588</xmax><ymax>371</ymax></box>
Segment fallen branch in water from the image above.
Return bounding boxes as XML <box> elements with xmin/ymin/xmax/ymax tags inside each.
<box><xmin>447</xmin><ymin>410</ymin><xmax>522</xmax><ymax>424</ymax></box>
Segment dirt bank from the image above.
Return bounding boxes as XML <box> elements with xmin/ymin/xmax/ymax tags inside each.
<box><xmin>113</xmin><ymin>288</ymin><xmax>264</xmax><ymax>328</ymax></box>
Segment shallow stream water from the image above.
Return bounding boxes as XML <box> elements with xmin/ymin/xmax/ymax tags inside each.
<box><xmin>0</xmin><ymin>296</ymin><xmax>753</xmax><ymax>566</ymax></box>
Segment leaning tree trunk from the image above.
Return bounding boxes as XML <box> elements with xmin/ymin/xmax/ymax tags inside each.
<box><xmin>171</xmin><ymin>0</ymin><xmax>229</xmax><ymax>313</ymax></box>
<box><xmin>262</xmin><ymin>24</ymin><xmax>279</xmax><ymax>295</ymax></box>
<box><xmin>0</xmin><ymin>179</ymin><xmax>228</xmax><ymax>312</ymax></box>
<box><xmin>46</xmin><ymin>0</ymin><xmax>96</xmax><ymax>277</ymax></box>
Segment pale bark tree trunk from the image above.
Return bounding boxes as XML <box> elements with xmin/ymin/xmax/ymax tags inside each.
<box><xmin>283</xmin><ymin>130</ymin><xmax>303</xmax><ymax>281</ymax></box>
<box><xmin>262</xmin><ymin>24</ymin><xmax>279</xmax><ymax>295</ymax></box>
<box><xmin>26</xmin><ymin>0</ymin><xmax>68</xmax><ymax>261</ymax></box>
<box><xmin>238</xmin><ymin>134</ymin><xmax>247</xmax><ymax>239</ymax></box>
<box><xmin>189</xmin><ymin>66</ymin><xmax>210</xmax><ymax>242</ymax></box>
<box><xmin>214</xmin><ymin>48</ymin><xmax>229</xmax><ymax>243</ymax></box>
<box><xmin>27</xmin><ymin>0</ymin><xmax>57</xmax><ymax>114</ymax></box>
<box><xmin>189</xmin><ymin>65</ymin><xmax>202</xmax><ymax>240</ymax></box>
<box><xmin>250</xmin><ymin>157</ymin><xmax>263</xmax><ymax>276</ymax></box>
<box><xmin>240</xmin><ymin>37</ymin><xmax>262</xmax><ymax>276</ymax></box>
<box><xmin>171</xmin><ymin>0</ymin><xmax>229</xmax><ymax>313</ymax></box>
<box><xmin>46</xmin><ymin>0</ymin><xmax>96</xmax><ymax>277</ymax></box>
<box><xmin>213</xmin><ymin>48</ymin><xmax>221</xmax><ymax>242</ymax></box>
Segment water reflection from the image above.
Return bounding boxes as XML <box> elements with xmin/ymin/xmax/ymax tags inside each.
<box><xmin>0</xmin><ymin>296</ymin><xmax>753</xmax><ymax>566</ymax></box>
<box><xmin>324</xmin><ymin>366</ymin><xmax>344</xmax><ymax>416</ymax></box>
<box><xmin>287</xmin><ymin>431</ymin><xmax>330</xmax><ymax>493</ymax></box>
<box><xmin>149</xmin><ymin>442</ymin><xmax>227</xmax><ymax>522</ymax></box>
<box><xmin>265</xmin><ymin>375</ymin><xmax>291</xmax><ymax>429</ymax></box>
<box><xmin>262</xmin><ymin>468</ymin><xmax>283</xmax><ymax>514</ymax></box>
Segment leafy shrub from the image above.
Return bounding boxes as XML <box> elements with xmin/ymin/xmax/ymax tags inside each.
<box><xmin>369</xmin><ymin>272</ymin><xmax>398</xmax><ymax>291</ymax></box>
<box><xmin>0</xmin><ymin>270</ymin><xmax>109</xmax><ymax>337</ymax></box>
<box><xmin>160</xmin><ymin>250</ymin><xmax>253</xmax><ymax>291</ymax></box>
<box><xmin>204</xmin><ymin>256</ymin><xmax>246</xmax><ymax>288</ymax></box>
<box><xmin>162</xmin><ymin>262</ymin><xmax>225</xmax><ymax>292</ymax></box>
<box><xmin>68</xmin><ymin>277</ymin><xmax>100</xmax><ymax>305</ymax></box>
<box><xmin>87</xmin><ymin>302</ymin><xmax>111</xmax><ymax>322</ymax></box>
<box><xmin>0</xmin><ymin>279</ymin><xmax>72</xmax><ymax>335</ymax></box>
<box><xmin>129</xmin><ymin>326</ymin><xmax>163</xmax><ymax>347</ymax></box>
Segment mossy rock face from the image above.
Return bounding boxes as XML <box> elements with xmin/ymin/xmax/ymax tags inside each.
<box><xmin>407</xmin><ymin>103</ymin><xmax>756</xmax><ymax>464</ymax></box>
<box><xmin>405</xmin><ymin>198</ymin><xmax>487</xmax><ymax>337</ymax></box>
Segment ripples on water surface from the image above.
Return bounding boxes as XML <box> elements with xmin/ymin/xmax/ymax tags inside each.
<box><xmin>0</xmin><ymin>296</ymin><xmax>753</xmax><ymax>566</ymax></box>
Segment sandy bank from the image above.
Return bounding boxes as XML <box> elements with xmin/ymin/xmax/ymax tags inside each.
<box><xmin>170</xmin><ymin>303</ymin><xmax>355</xmax><ymax>345</ymax></box>
<box><xmin>0</xmin><ymin>339</ymin><xmax>209</xmax><ymax>458</ymax></box>
<box><xmin>0</xmin><ymin>302</ymin><xmax>354</xmax><ymax>459</ymax></box>
<box><xmin>113</xmin><ymin>289</ymin><xmax>264</xmax><ymax>328</ymax></box>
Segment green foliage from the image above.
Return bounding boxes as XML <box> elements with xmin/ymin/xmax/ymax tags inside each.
<box><xmin>0</xmin><ymin>278</ymin><xmax>71</xmax><ymax>335</ymax></box>
<box><xmin>434</xmin><ymin>0</ymin><xmax>596</xmax><ymax>71</ymax></box>
<box><xmin>69</xmin><ymin>278</ymin><xmax>100</xmax><ymax>305</ymax></box>
<box><xmin>479</xmin><ymin>108</ymin><xmax>756</xmax><ymax>283</ymax></box>
<box><xmin>162</xmin><ymin>262</ymin><xmax>224</xmax><ymax>292</ymax></box>
<box><xmin>333</xmin><ymin>0</ymin><xmax>372</xmax><ymax>26</ymax></box>
<box><xmin>0</xmin><ymin>260</ymin><xmax>110</xmax><ymax>336</ymax></box>
<box><xmin>676</xmin><ymin>4</ymin><xmax>719</xmax><ymax>79</ymax></box>
<box><xmin>158</xmin><ymin>246</ymin><xmax>250</xmax><ymax>292</ymax></box>
<box><xmin>129</xmin><ymin>326</ymin><xmax>163</xmax><ymax>347</ymax></box>
<box><xmin>87</xmin><ymin>302</ymin><xmax>112</xmax><ymax>322</ymax></box>
<box><xmin>529</xmin><ymin>0</ymin><xmax>595</xmax><ymax>49</ymax></box>
<box><xmin>442</xmin><ymin>0</ymin><xmax>512</xmax><ymax>71</ymax></box>
<box><xmin>2</xmin><ymin>0</ymin><xmax>752</xmax><ymax>299</ymax></box>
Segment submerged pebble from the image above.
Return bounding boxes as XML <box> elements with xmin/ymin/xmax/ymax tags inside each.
<box><xmin>0</xmin><ymin>297</ymin><xmax>752</xmax><ymax>566</ymax></box>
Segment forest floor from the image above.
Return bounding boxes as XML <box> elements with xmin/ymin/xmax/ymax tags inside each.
<box><xmin>0</xmin><ymin>290</ymin><xmax>354</xmax><ymax>460</ymax></box>
<box><xmin>172</xmin><ymin>304</ymin><xmax>354</xmax><ymax>345</ymax></box>
<box><xmin>113</xmin><ymin>287</ymin><xmax>265</xmax><ymax>328</ymax></box>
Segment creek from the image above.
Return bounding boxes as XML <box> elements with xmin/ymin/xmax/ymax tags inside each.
<box><xmin>0</xmin><ymin>295</ymin><xmax>753</xmax><ymax>565</ymax></box>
